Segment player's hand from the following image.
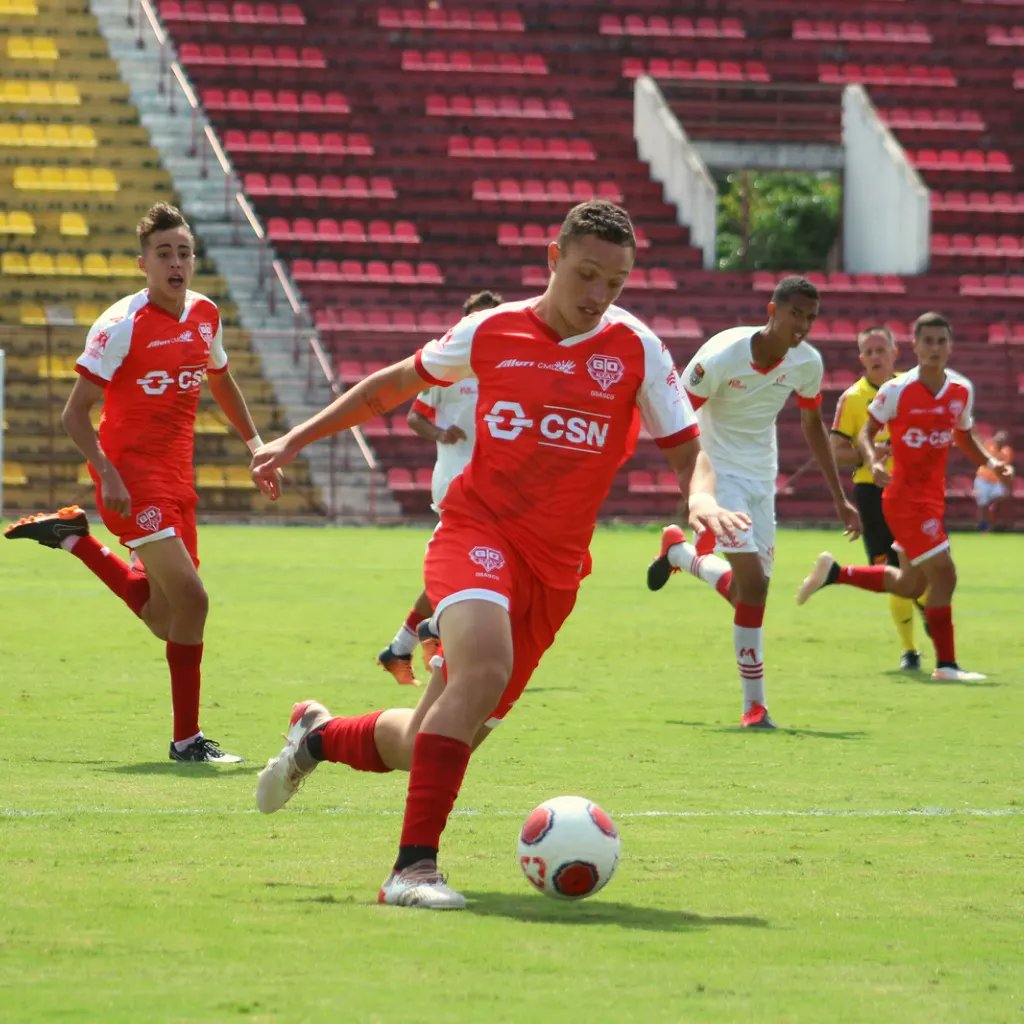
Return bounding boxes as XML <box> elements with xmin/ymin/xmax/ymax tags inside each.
<box><xmin>251</xmin><ymin>435</ymin><xmax>298</xmax><ymax>482</ymax></box>
<box><xmin>252</xmin><ymin>465</ymin><xmax>284</xmax><ymax>501</ymax></box>
<box><xmin>438</xmin><ymin>425</ymin><xmax>467</xmax><ymax>444</ymax></box>
<box><xmin>99</xmin><ymin>466</ymin><xmax>131</xmax><ymax>518</ymax></box>
<box><xmin>992</xmin><ymin>460</ymin><xmax>1014</xmax><ymax>481</ymax></box>
<box><xmin>687</xmin><ymin>492</ymin><xmax>750</xmax><ymax>546</ymax></box>
<box><xmin>838</xmin><ymin>497</ymin><xmax>862</xmax><ymax>541</ymax></box>
<box><xmin>870</xmin><ymin>460</ymin><xmax>890</xmax><ymax>487</ymax></box>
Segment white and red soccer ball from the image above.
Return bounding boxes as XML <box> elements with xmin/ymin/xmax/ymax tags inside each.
<box><xmin>517</xmin><ymin>795</ymin><xmax>621</xmax><ymax>900</ymax></box>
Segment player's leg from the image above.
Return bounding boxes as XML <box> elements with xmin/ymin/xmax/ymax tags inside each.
<box><xmin>915</xmin><ymin>549</ymin><xmax>983</xmax><ymax>681</ymax></box>
<box><xmin>377</xmin><ymin>589</ymin><xmax>433</xmax><ymax>686</ymax></box>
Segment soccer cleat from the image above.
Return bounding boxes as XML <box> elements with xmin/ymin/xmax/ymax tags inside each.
<box><xmin>646</xmin><ymin>524</ymin><xmax>686</xmax><ymax>592</ymax></box>
<box><xmin>377</xmin><ymin>644</ymin><xmax>421</xmax><ymax>686</ymax></box>
<box><xmin>795</xmin><ymin>551</ymin><xmax>837</xmax><ymax>606</ymax></box>
<box><xmin>417</xmin><ymin>618</ymin><xmax>441</xmax><ymax>670</ymax></box>
<box><xmin>899</xmin><ymin>650</ymin><xmax>922</xmax><ymax>671</ymax></box>
<box><xmin>931</xmin><ymin>665</ymin><xmax>987</xmax><ymax>682</ymax></box>
<box><xmin>169</xmin><ymin>736</ymin><xmax>244</xmax><ymax>764</ymax></box>
<box><xmin>740</xmin><ymin>703</ymin><xmax>778</xmax><ymax>729</ymax></box>
<box><xmin>4</xmin><ymin>505</ymin><xmax>89</xmax><ymax>549</ymax></box>
<box><xmin>377</xmin><ymin>859</ymin><xmax>466</xmax><ymax>910</ymax></box>
<box><xmin>256</xmin><ymin>699</ymin><xmax>332</xmax><ymax>813</ymax></box>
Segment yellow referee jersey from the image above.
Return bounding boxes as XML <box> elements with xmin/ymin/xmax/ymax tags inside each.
<box><xmin>831</xmin><ymin>375</ymin><xmax>894</xmax><ymax>485</ymax></box>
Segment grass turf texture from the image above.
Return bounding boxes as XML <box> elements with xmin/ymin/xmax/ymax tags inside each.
<box><xmin>1</xmin><ymin>522</ymin><xmax>1021</xmax><ymax>1024</ymax></box>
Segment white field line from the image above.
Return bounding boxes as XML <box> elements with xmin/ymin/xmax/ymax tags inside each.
<box><xmin>2</xmin><ymin>807</ymin><xmax>1022</xmax><ymax>820</ymax></box>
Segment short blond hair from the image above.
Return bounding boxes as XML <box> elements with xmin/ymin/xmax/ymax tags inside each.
<box><xmin>857</xmin><ymin>324</ymin><xmax>895</xmax><ymax>351</ymax></box>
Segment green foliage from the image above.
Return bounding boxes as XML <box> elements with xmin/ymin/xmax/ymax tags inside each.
<box><xmin>717</xmin><ymin>171</ymin><xmax>841</xmax><ymax>271</ymax></box>
<box><xmin>1</xmin><ymin>524</ymin><xmax>1022</xmax><ymax>1023</ymax></box>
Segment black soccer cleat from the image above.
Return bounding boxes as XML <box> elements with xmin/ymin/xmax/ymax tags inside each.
<box><xmin>169</xmin><ymin>736</ymin><xmax>244</xmax><ymax>764</ymax></box>
<box><xmin>647</xmin><ymin>524</ymin><xmax>686</xmax><ymax>592</ymax></box>
<box><xmin>4</xmin><ymin>505</ymin><xmax>89</xmax><ymax>548</ymax></box>
<box><xmin>899</xmin><ymin>650</ymin><xmax>922</xmax><ymax>671</ymax></box>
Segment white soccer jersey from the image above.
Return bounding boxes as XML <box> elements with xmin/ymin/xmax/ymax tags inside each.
<box><xmin>683</xmin><ymin>326</ymin><xmax>824</xmax><ymax>481</ymax></box>
<box><xmin>410</xmin><ymin>377</ymin><xmax>479</xmax><ymax>505</ymax></box>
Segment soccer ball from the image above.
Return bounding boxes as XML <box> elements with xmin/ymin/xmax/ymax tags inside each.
<box><xmin>517</xmin><ymin>795</ymin><xmax>620</xmax><ymax>900</ymax></box>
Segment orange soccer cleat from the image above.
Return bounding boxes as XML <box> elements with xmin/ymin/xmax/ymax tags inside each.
<box><xmin>377</xmin><ymin>645</ymin><xmax>422</xmax><ymax>686</ymax></box>
<box><xmin>4</xmin><ymin>505</ymin><xmax>89</xmax><ymax>548</ymax></box>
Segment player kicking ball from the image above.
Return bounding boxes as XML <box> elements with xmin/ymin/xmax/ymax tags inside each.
<box><xmin>795</xmin><ymin>312</ymin><xmax>1010</xmax><ymax>682</ymax></box>
<box><xmin>250</xmin><ymin>201</ymin><xmax>748</xmax><ymax>909</ymax></box>
<box><xmin>4</xmin><ymin>203</ymin><xmax>279</xmax><ymax>762</ymax></box>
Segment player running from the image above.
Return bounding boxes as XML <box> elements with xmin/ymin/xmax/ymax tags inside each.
<box><xmin>646</xmin><ymin>276</ymin><xmax>862</xmax><ymax>729</ymax></box>
<box><xmin>251</xmin><ymin>200</ymin><xmax>748</xmax><ymax>909</ymax></box>
<box><xmin>4</xmin><ymin>203</ymin><xmax>279</xmax><ymax>762</ymax></box>
<box><xmin>830</xmin><ymin>325</ymin><xmax>926</xmax><ymax>671</ymax></box>
<box><xmin>796</xmin><ymin>311</ymin><xmax>1011</xmax><ymax>681</ymax></box>
<box><xmin>376</xmin><ymin>290</ymin><xmax>503</xmax><ymax>686</ymax></box>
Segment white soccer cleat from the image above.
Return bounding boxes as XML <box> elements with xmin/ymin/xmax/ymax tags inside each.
<box><xmin>795</xmin><ymin>551</ymin><xmax>837</xmax><ymax>606</ymax></box>
<box><xmin>256</xmin><ymin>700</ymin><xmax>332</xmax><ymax>814</ymax></box>
<box><xmin>377</xmin><ymin>860</ymin><xmax>466</xmax><ymax>910</ymax></box>
<box><xmin>931</xmin><ymin>666</ymin><xmax>987</xmax><ymax>682</ymax></box>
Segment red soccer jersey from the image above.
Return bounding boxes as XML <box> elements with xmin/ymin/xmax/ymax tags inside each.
<box><xmin>75</xmin><ymin>289</ymin><xmax>228</xmax><ymax>488</ymax></box>
<box><xmin>416</xmin><ymin>299</ymin><xmax>698</xmax><ymax>587</ymax></box>
<box><xmin>867</xmin><ymin>367</ymin><xmax>975</xmax><ymax>504</ymax></box>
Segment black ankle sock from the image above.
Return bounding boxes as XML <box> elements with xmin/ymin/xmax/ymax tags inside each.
<box><xmin>394</xmin><ymin>845</ymin><xmax>438</xmax><ymax>872</ymax></box>
<box><xmin>825</xmin><ymin>562</ymin><xmax>841</xmax><ymax>586</ymax></box>
<box><xmin>304</xmin><ymin>725</ymin><xmax>327</xmax><ymax>762</ymax></box>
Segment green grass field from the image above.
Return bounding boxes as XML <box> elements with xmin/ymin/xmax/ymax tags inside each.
<box><xmin>1</xmin><ymin>521</ymin><xmax>1021</xmax><ymax>1024</ymax></box>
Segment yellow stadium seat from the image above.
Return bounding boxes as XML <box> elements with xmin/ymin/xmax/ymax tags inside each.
<box><xmin>34</xmin><ymin>38</ymin><xmax>59</xmax><ymax>60</ymax></box>
<box><xmin>2</xmin><ymin>252</ymin><xmax>28</xmax><ymax>274</ymax></box>
<box><xmin>224</xmin><ymin>466</ymin><xmax>254</xmax><ymax>489</ymax></box>
<box><xmin>12</xmin><ymin>166</ymin><xmax>37</xmax><ymax>189</ymax></box>
<box><xmin>196</xmin><ymin>410</ymin><xmax>231</xmax><ymax>434</ymax></box>
<box><xmin>0</xmin><ymin>123</ymin><xmax>18</xmax><ymax>146</ymax></box>
<box><xmin>91</xmin><ymin>168</ymin><xmax>118</xmax><ymax>192</ymax></box>
<box><xmin>19</xmin><ymin>303</ymin><xmax>47</xmax><ymax>324</ymax></box>
<box><xmin>27</xmin><ymin>252</ymin><xmax>55</xmax><ymax>275</ymax></box>
<box><xmin>39</xmin><ymin>167</ymin><xmax>64</xmax><ymax>189</ymax></box>
<box><xmin>1</xmin><ymin>82</ymin><xmax>29</xmax><ymax>105</ymax></box>
<box><xmin>82</xmin><ymin>253</ymin><xmax>109</xmax><ymax>276</ymax></box>
<box><xmin>3</xmin><ymin>462</ymin><xmax>29</xmax><ymax>488</ymax></box>
<box><xmin>53</xmin><ymin>83</ymin><xmax>80</xmax><ymax>105</ymax></box>
<box><xmin>22</xmin><ymin>123</ymin><xmax>48</xmax><ymax>147</ymax></box>
<box><xmin>0</xmin><ymin>0</ymin><xmax>40</xmax><ymax>15</ymax></box>
<box><xmin>37</xmin><ymin>354</ymin><xmax>77</xmax><ymax>379</ymax></box>
<box><xmin>7</xmin><ymin>37</ymin><xmax>34</xmax><ymax>59</ymax></box>
<box><xmin>77</xmin><ymin>463</ymin><xmax>93</xmax><ymax>486</ymax></box>
<box><xmin>8</xmin><ymin>210</ymin><xmax>35</xmax><ymax>234</ymax></box>
<box><xmin>68</xmin><ymin>125</ymin><xmax>96</xmax><ymax>148</ymax></box>
<box><xmin>108</xmin><ymin>254</ymin><xmax>138</xmax><ymax>277</ymax></box>
<box><xmin>74</xmin><ymin>303</ymin><xmax>101</xmax><ymax>325</ymax></box>
<box><xmin>195</xmin><ymin>465</ymin><xmax>226</xmax><ymax>488</ymax></box>
<box><xmin>65</xmin><ymin>167</ymin><xmax>89</xmax><ymax>190</ymax></box>
<box><xmin>27</xmin><ymin>81</ymin><xmax>54</xmax><ymax>104</ymax></box>
<box><xmin>59</xmin><ymin>211</ymin><xmax>88</xmax><ymax>236</ymax></box>
<box><xmin>55</xmin><ymin>253</ymin><xmax>82</xmax><ymax>276</ymax></box>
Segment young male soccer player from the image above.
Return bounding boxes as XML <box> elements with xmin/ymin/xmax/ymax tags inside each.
<box><xmin>251</xmin><ymin>200</ymin><xmax>748</xmax><ymax>909</ymax></box>
<box><xmin>831</xmin><ymin>325</ymin><xmax>924</xmax><ymax>671</ymax></box>
<box><xmin>646</xmin><ymin>276</ymin><xmax>862</xmax><ymax>729</ymax></box>
<box><xmin>4</xmin><ymin>203</ymin><xmax>278</xmax><ymax>762</ymax></box>
<box><xmin>376</xmin><ymin>289</ymin><xmax>503</xmax><ymax>686</ymax></box>
<box><xmin>796</xmin><ymin>312</ymin><xmax>1012</xmax><ymax>681</ymax></box>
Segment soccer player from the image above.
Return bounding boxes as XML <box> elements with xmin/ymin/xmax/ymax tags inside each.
<box><xmin>973</xmin><ymin>429</ymin><xmax>1013</xmax><ymax>533</ymax></box>
<box><xmin>796</xmin><ymin>312</ymin><xmax>1012</xmax><ymax>681</ymax></box>
<box><xmin>831</xmin><ymin>325</ymin><xmax>924</xmax><ymax>671</ymax></box>
<box><xmin>646</xmin><ymin>275</ymin><xmax>862</xmax><ymax>729</ymax></box>
<box><xmin>251</xmin><ymin>200</ymin><xmax>748</xmax><ymax>909</ymax></box>
<box><xmin>376</xmin><ymin>289</ymin><xmax>503</xmax><ymax>686</ymax></box>
<box><xmin>4</xmin><ymin>203</ymin><xmax>278</xmax><ymax>762</ymax></box>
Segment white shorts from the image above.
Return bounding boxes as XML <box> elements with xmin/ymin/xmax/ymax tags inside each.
<box><xmin>712</xmin><ymin>473</ymin><xmax>776</xmax><ymax>577</ymax></box>
<box><xmin>973</xmin><ymin>478</ymin><xmax>1007</xmax><ymax>507</ymax></box>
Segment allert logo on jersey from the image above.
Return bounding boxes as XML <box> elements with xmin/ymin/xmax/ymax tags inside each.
<box><xmin>587</xmin><ymin>353</ymin><xmax>624</xmax><ymax>391</ymax></box>
<box><xmin>469</xmin><ymin>546</ymin><xmax>505</xmax><ymax>573</ymax></box>
<box><xmin>136</xmin><ymin>506</ymin><xmax>163</xmax><ymax>533</ymax></box>
<box><xmin>902</xmin><ymin>427</ymin><xmax>953</xmax><ymax>449</ymax></box>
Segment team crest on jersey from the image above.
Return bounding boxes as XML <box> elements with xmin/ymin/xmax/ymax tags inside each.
<box><xmin>469</xmin><ymin>545</ymin><xmax>505</xmax><ymax>573</ymax></box>
<box><xmin>85</xmin><ymin>330</ymin><xmax>110</xmax><ymax>358</ymax></box>
<box><xmin>689</xmin><ymin>362</ymin><xmax>705</xmax><ymax>387</ymax></box>
<box><xmin>198</xmin><ymin>322</ymin><xmax>215</xmax><ymax>348</ymax></box>
<box><xmin>587</xmin><ymin>354</ymin><xmax>624</xmax><ymax>391</ymax></box>
<box><xmin>136</xmin><ymin>506</ymin><xmax>163</xmax><ymax>533</ymax></box>
<box><xmin>922</xmin><ymin>518</ymin><xmax>941</xmax><ymax>538</ymax></box>
<box><xmin>949</xmin><ymin>399</ymin><xmax>964</xmax><ymax>417</ymax></box>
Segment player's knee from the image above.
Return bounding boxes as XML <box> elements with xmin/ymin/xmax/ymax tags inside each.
<box><xmin>173</xmin><ymin>577</ymin><xmax>209</xmax><ymax>623</ymax></box>
<box><xmin>447</xmin><ymin>659</ymin><xmax>510</xmax><ymax>717</ymax></box>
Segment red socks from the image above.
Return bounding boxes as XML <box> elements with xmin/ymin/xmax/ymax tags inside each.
<box><xmin>166</xmin><ymin>641</ymin><xmax>202</xmax><ymax>743</ymax></box>
<box><xmin>925</xmin><ymin>606</ymin><xmax>956</xmax><ymax>663</ymax></box>
<box><xmin>716</xmin><ymin>569</ymin><xmax>734</xmax><ymax>603</ymax></box>
<box><xmin>399</xmin><ymin>732</ymin><xmax>472</xmax><ymax>850</ymax></box>
<box><xmin>71</xmin><ymin>535</ymin><xmax>150</xmax><ymax>617</ymax></box>
<box><xmin>836</xmin><ymin>565</ymin><xmax>887</xmax><ymax>592</ymax></box>
<box><xmin>319</xmin><ymin>711</ymin><xmax>391</xmax><ymax>773</ymax></box>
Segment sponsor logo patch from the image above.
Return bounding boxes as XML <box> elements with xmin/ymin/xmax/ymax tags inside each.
<box><xmin>689</xmin><ymin>362</ymin><xmax>705</xmax><ymax>388</ymax></box>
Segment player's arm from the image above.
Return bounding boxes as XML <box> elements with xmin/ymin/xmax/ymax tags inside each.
<box><xmin>954</xmin><ymin>429</ymin><xmax>1014</xmax><ymax>479</ymax></box>
<box><xmin>207</xmin><ymin>369</ymin><xmax>282</xmax><ymax>500</ymax></box>
<box><xmin>252</xmin><ymin>355</ymin><xmax>426</xmax><ymax>476</ymax></box>
<box><xmin>407</xmin><ymin>405</ymin><xmax>465</xmax><ymax>445</ymax></box>
<box><xmin>62</xmin><ymin>375</ymin><xmax>132</xmax><ymax>516</ymax></box>
<box><xmin>663</xmin><ymin>441</ymin><xmax>749</xmax><ymax>544</ymax></box>
<box><xmin>800</xmin><ymin>406</ymin><xmax>862</xmax><ymax>539</ymax></box>
<box><xmin>856</xmin><ymin>416</ymin><xmax>888</xmax><ymax>485</ymax></box>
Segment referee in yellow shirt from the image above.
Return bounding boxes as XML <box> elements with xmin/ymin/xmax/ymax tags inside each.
<box><xmin>830</xmin><ymin>325</ymin><xmax>923</xmax><ymax>670</ymax></box>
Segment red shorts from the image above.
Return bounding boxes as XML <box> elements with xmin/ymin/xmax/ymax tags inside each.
<box><xmin>91</xmin><ymin>464</ymin><xmax>200</xmax><ymax>568</ymax></box>
<box><xmin>882</xmin><ymin>493</ymin><xmax>948</xmax><ymax>565</ymax></box>
<box><xmin>424</xmin><ymin>516</ymin><xmax>578</xmax><ymax>722</ymax></box>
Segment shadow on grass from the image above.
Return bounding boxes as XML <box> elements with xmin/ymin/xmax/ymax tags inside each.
<box><xmin>101</xmin><ymin>762</ymin><xmax>259</xmax><ymax>777</ymax></box>
<box><xmin>665</xmin><ymin>720</ymin><xmax>867</xmax><ymax>740</ymax></box>
<box><xmin>883</xmin><ymin>671</ymin><xmax>1002</xmax><ymax>688</ymax></box>
<box><xmin>462</xmin><ymin>891</ymin><xmax>770</xmax><ymax>932</ymax></box>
